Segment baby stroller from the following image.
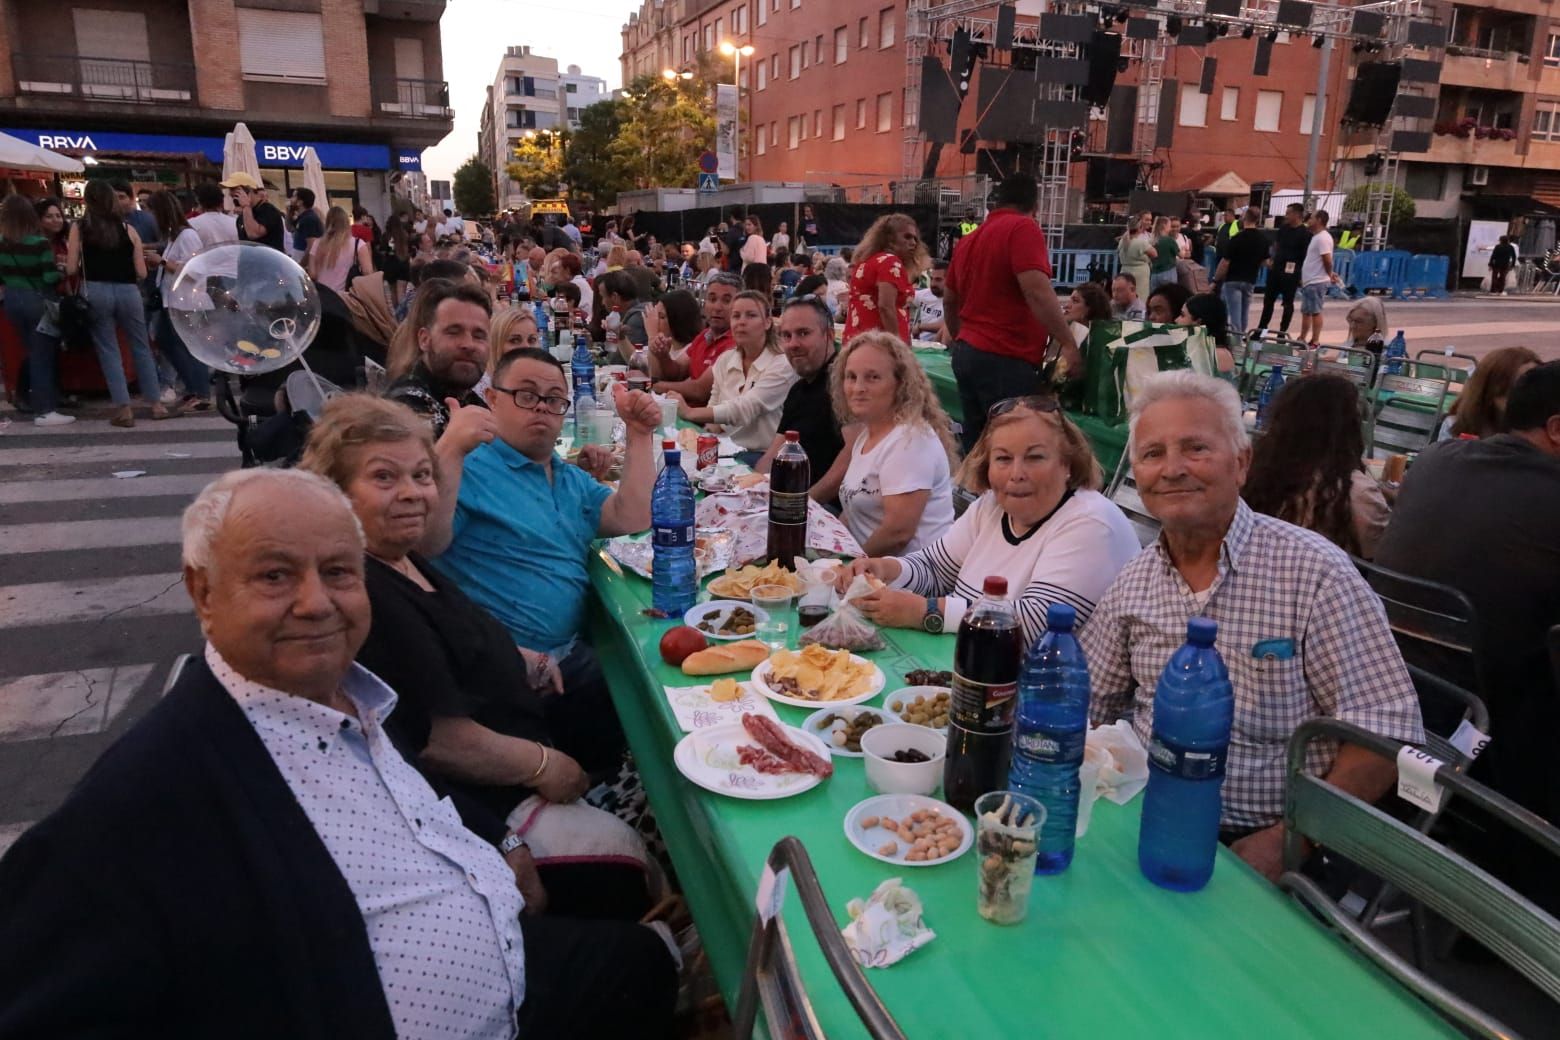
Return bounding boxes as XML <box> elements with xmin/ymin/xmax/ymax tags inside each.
<box><xmin>213</xmin><ymin>284</ymin><xmax>386</xmax><ymax>467</ymax></box>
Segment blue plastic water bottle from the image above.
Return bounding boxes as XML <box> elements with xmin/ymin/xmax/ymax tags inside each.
<box><xmin>651</xmin><ymin>448</ymin><xmax>697</xmax><ymax>615</ymax></box>
<box><xmin>1138</xmin><ymin>617</ymin><xmax>1235</xmax><ymax>892</ymax></box>
<box><xmin>1008</xmin><ymin>603</ymin><xmax>1091</xmax><ymax>874</ymax></box>
<box><xmin>571</xmin><ymin>338</ymin><xmax>596</xmax><ymax>407</ymax></box>
<box><xmin>1384</xmin><ymin>329</ymin><xmax>1407</xmax><ymax>375</ymax></box>
<box><xmin>534</xmin><ymin>299</ymin><xmax>550</xmax><ymax>333</ymax></box>
<box><xmin>1254</xmin><ymin>365</ymin><xmax>1285</xmax><ymax>431</ymax></box>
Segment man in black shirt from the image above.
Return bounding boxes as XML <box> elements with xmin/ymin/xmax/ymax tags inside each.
<box><xmin>290</xmin><ymin>187</ymin><xmax>324</xmax><ymax>257</ymax></box>
<box><xmin>1256</xmin><ymin>203</ymin><xmax>1310</xmax><ymax>335</ymax></box>
<box><xmin>221</xmin><ymin>173</ymin><xmax>286</xmax><ymax>251</ymax></box>
<box><xmin>385</xmin><ymin>279</ymin><xmax>493</xmax><ymax>443</ymax></box>
<box><xmin>755</xmin><ymin>295</ymin><xmax>850</xmax><ymax>488</ymax></box>
<box><xmin>1212</xmin><ymin>207</ymin><xmax>1271</xmax><ymax>337</ymax></box>
<box><xmin>723</xmin><ymin>207</ymin><xmax>748</xmax><ymax>273</ymax></box>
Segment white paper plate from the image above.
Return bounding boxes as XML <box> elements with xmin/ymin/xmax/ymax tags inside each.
<box><xmin>751</xmin><ymin>654</ymin><xmax>886</xmax><ymax>709</ymax></box>
<box><xmin>802</xmin><ymin>704</ymin><xmax>901</xmax><ymax>758</ymax></box>
<box><xmin>843</xmin><ymin>794</ymin><xmax>973</xmax><ymax>867</ymax></box>
<box><xmin>673</xmin><ymin>721</ymin><xmax>833</xmax><ymax>799</ymax></box>
<box><xmin>684</xmin><ymin>600</ymin><xmax>770</xmax><ymax>641</ymax></box>
<box><xmin>881</xmin><ymin>686</ymin><xmax>953</xmax><ymax>734</ymax></box>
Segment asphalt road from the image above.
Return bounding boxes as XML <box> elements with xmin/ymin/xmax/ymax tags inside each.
<box><xmin>1280</xmin><ymin>293</ymin><xmax>1560</xmax><ymax>362</ymax></box>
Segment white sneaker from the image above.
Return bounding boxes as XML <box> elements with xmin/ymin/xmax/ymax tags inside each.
<box><xmin>159</xmin><ymin>386</ymin><xmax>178</xmax><ymax>404</ymax></box>
<box><xmin>34</xmin><ymin>411</ymin><xmax>76</xmax><ymax>426</ymax></box>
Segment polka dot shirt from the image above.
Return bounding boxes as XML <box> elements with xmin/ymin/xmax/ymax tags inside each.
<box><xmin>207</xmin><ymin>645</ymin><xmax>525</xmax><ymax>1039</ymax></box>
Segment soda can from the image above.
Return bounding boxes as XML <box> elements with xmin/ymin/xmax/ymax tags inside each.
<box><xmin>696</xmin><ymin>434</ymin><xmax>719</xmax><ymax>471</ymax></box>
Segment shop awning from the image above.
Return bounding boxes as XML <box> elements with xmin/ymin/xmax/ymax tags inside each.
<box><xmin>0</xmin><ymin>131</ymin><xmax>83</xmax><ymax>174</ymax></box>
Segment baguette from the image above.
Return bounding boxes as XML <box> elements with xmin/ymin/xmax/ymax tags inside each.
<box><xmin>681</xmin><ymin>640</ymin><xmax>770</xmax><ymax>676</ymax></box>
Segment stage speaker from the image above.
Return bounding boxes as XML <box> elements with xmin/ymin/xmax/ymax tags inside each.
<box><xmin>1343</xmin><ymin>61</ymin><xmax>1401</xmax><ymax>126</ymax></box>
<box><xmin>1253</xmin><ymin>37</ymin><xmax>1273</xmax><ymax>76</ymax></box>
<box><xmin>1034</xmin><ymin>56</ymin><xmax>1090</xmax><ymax>84</ymax></box>
<box><xmin>1156</xmin><ymin>80</ymin><xmax>1177</xmax><ymax>148</ymax></box>
<box><xmin>1350</xmin><ymin>11</ymin><xmax>1385</xmax><ymax>38</ymax></box>
<box><xmin>1083</xmin><ymin>31</ymin><xmax>1122</xmax><ymax>105</ymax></box>
<box><xmin>1400</xmin><ymin>57</ymin><xmax>1442</xmax><ymax>83</ymax></box>
<box><xmin>949</xmin><ymin>28</ymin><xmax>973</xmax><ymax>90</ymax></box>
<box><xmin>1200</xmin><ymin>57</ymin><xmax>1218</xmax><ymax>95</ymax></box>
<box><xmin>1178</xmin><ymin>24</ymin><xmax>1210</xmax><ymax>46</ymax></box>
<box><xmin>1086</xmin><ymin>158</ymin><xmax>1137</xmax><ymax>199</ymax></box>
<box><xmin>1206</xmin><ymin>0</ymin><xmax>1240</xmax><ymax>17</ymax></box>
<box><xmin>1275</xmin><ymin>0</ymin><xmax>1314</xmax><ymax>29</ymax></box>
<box><xmin>1086</xmin><ymin>157</ymin><xmax>1107</xmax><ymax>198</ymax></box>
<box><xmin>1039</xmin><ymin>13</ymin><xmax>1096</xmax><ymax>44</ymax></box>
<box><xmin>918</xmin><ymin>56</ymin><xmax>962</xmax><ymax>142</ymax></box>
<box><xmin>995</xmin><ymin>3</ymin><xmax>1016</xmax><ymax>50</ymax></box>
<box><xmin>1406</xmin><ymin>22</ymin><xmax>1447</xmax><ymax>48</ymax></box>
<box><xmin>1125</xmin><ymin>17</ymin><xmax>1158</xmax><ymax>41</ymax></box>
<box><xmin>1106</xmin><ymin>84</ymin><xmax>1137</xmax><ymax>153</ymax></box>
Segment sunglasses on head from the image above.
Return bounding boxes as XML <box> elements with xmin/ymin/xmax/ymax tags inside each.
<box><xmin>987</xmin><ymin>395</ymin><xmax>1062</xmax><ymax>419</ymax></box>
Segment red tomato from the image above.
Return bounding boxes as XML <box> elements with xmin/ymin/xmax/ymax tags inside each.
<box><xmin>659</xmin><ymin>626</ymin><xmax>707</xmax><ymax>666</ymax></box>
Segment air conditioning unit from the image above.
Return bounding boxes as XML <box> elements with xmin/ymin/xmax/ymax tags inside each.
<box><xmin>1468</xmin><ymin>165</ymin><xmax>1490</xmax><ymax>187</ymax></box>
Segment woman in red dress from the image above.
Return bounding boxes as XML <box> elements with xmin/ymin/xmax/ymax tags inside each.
<box><xmin>843</xmin><ymin>213</ymin><xmax>928</xmax><ymax>343</ymax></box>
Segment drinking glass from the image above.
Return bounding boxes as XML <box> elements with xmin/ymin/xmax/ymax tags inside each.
<box><xmin>657</xmin><ymin>395</ymin><xmax>679</xmax><ymax>433</ymax></box>
<box><xmin>750</xmin><ymin>584</ymin><xmax>795</xmax><ymax>651</ymax></box>
<box><xmin>974</xmin><ymin>790</ymin><xmax>1046</xmax><ymax>925</ymax></box>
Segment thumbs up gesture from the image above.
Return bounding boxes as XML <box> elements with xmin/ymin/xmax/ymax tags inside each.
<box><xmin>443</xmin><ymin>397</ymin><xmax>497</xmax><ymax>455</ymax></box>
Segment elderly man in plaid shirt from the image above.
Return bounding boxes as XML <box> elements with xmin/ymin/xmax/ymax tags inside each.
<box><xmin>1082</xmin><ymin>371</ymin><xmax>1423</xmax><ymax>881</ymax></box>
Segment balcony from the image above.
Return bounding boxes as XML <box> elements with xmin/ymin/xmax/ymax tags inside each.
<box><xmin>12</xmin><ymin>53</ymin><xmax>195</xmax><ymax>105</ymax></box>
<box><xmin>371</xmin><ymin>77</ymin><xmax>452</xmax><ymax>119</ymax></box>
<box><xmin>1442</xmin><ymin>51</ymin><xmax>1532</xmax><ymax>92</ymax></box>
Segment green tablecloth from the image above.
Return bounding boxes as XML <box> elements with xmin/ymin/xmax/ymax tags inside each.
<box><xmin>914</xmin><ymin>348</ymin><xmax>1129</xmax><ymax>476</ymax></box>
<box><xmin>586</xmin><ymin>558</ymin><xmax>1459</xmax><ymax>1039</ymax></box>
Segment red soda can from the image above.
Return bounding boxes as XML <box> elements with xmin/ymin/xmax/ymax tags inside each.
<box><xmin>696</xmin><ymin>434</ymin><xmax>719</xmax><ymax>471</ymax></box>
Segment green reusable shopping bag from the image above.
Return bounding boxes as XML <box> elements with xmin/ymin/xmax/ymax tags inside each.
<box><xmin>1080</xmin><ymin>320</ymin><xmax>1219</xmax><ymax>426</ymax></box>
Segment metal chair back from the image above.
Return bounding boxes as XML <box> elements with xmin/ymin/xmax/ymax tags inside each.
<box><xmin>733</xmin><ymin>836</ymin><xmax>906</xmax><ymax>1040</ymax></box>
<box><xmin>1367</xmin><ymin>369</ymin><xmax>1450</xmax><ymax>459</ymax></box>
<box><xmin>1105</xmin><ymin>450</ymin><xmax>1160</xmax><ymax>548</ymax></box>
<box><xmin>1352</xmin><ymin>556</ymin><xmax>1487</xmax><ymax>717</ymax></box>
<box><xmin>1313</xmin><ymin>345</ymin><xmax>1378</xmax><ymax>393</ymax></box>
<box><xmin>1281</xmin><ymin>718</ymin><xmax>1560</xmax><ymax>1038</ymax></box>
<box><xmin>1240</xmin><ymin>346</ymin><xmax>1307</xmax><ymax>412</ymax></box>
<box><xmin>1413</xmin><ymin>350</ymin><xmax>1477</xmax><ymax>385</ymax></box>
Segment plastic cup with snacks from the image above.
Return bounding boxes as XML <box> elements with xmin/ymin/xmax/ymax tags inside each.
<box><xmin>974</xmin><ymin>790</ymin><xmax>1046</xmax><ymax>925</ymax></box>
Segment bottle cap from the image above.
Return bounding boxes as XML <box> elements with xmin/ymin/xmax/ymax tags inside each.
<box><xmin>981</xmin><ymin>576</ymin><xmax>1008</xmax><ymax>597</ymax></box>
<box><xmin>1187</xmin><ymin>617</ymin><xmax>1218</xmax><ymax>646</ymax></box>
<box><xmin>662</xmin><ymin>439</ymin><xmax>675</xmax><ymax>449</ymax></box>
<box><xmin>784</xmin><ymin>430</ymin><xmax>800</xmax><ymax>442</ymax></box>
<box><xmin>1045</xmin><ymin>603</ymin><xmax>1076</xmax><ymax>631</ymax></box>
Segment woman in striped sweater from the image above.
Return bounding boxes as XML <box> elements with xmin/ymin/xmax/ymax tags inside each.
<box><xmin>0</xmin><ymin>193</ymin><xmax>69</xmax><ymax>426</ymax></box>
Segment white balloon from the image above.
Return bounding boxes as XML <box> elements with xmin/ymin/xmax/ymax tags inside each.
<box><xmin>167</xmin><ymin>242</ymin><xmax>321</xmax><ymax>376</ymax></box>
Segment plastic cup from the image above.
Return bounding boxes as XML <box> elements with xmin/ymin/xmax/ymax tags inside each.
<box><xmin>974</xmin><ymin>790</ymin><xmax>1046</xmax><ymax>925</ymax></box>
<box><xmin>658</xmin><ymin>395</ymin><xmax>678</xmax><ymax>433</ymax></box>
<box><xmin>750</xmin><ymin>584</ymin><xmax>795</xmax><ymax>651</ymax></box>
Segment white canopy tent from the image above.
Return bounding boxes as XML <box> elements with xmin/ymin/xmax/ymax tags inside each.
<box><xmin>0</xmin><ymin>132</ymin><xmax>85</xmax><ymax>175</ymax></box>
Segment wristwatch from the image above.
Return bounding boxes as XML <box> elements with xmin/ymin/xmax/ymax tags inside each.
<box><xmin>500</xmin><ymin>832</ymin><xmax>529</xmax><ymax>855</ymax></box>
<box><xmin>921</xmin><ymin>597</ymin><xmax>944</xmax><ymax>634</ymax></box>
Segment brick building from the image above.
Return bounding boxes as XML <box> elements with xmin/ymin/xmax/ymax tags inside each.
<box><xmin>0</xmin><ymin>0</ymin><xmax>452</xmax><ymax>218</ymax></box>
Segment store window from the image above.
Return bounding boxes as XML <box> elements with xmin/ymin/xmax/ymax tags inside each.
<box><xmin>876</xmin><ymin>91</ymin><xmax>892</xmax><ymax>131</ymax></box>
<box><xmin>835</xmin><ymin>27</ymin><xmax>848</xmax><ymax>64</ymax></box>
<box><xmin>1254</xmin><ymin>90</ymin><xmax>1282</xmax><ymax>132</ymax></box>
<box><xmin>1178</xmin><ymin>84</ymin><xmax>1207</xmax><ymax>127</ymax></box>
<box><xmin>239</xmin><ymin>9</ymin><xmax>326</xmax><ymax>83</ymax></box>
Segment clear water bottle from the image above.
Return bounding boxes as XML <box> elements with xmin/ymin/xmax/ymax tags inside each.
<box><xmin>1008</xmin><ymin>603</ymin><xmax>1090</xmax><ymax>874</ymax></box>
<box><xmin>1138</xmin><ymin>617</ymin><xmax>1235</xmax><ymax>893</ymax></box>
<box><xmin>1254</xmin><ymin>365</ymin><xmax>1285</xmax><ymax>431</ymax></box>
<box><xmin>1384</xmin><ymin>329</ymin><xmax>1407</xmax><ymax>375</ymax></box>
<box><xmin>651</xmin><ymin>447</ymin><xmax>697</xmax><ymax>615</ymax></box>
<box><xmin>571</xmin><ymin>336</ymin><xmax>596</xmax><ymax>408</ymax></box>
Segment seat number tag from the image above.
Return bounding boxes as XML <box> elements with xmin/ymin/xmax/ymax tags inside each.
<box><xmin>1396</xmin><ymin>746</ymin><xmax>1446</xmax><ymax>813</ymax></box>
<box><xmin>756</xmin><ymin>865</ymin><xmax>790</xmax><ymax>924</ymax></box>
<box><xmin>1448</xmin><ymin>720</ymin><xmax>1491</xmax><ymax>761</ymax></box>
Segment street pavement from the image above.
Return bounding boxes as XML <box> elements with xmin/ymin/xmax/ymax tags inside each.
<box><xmin>0</xmin><ymin>411</ymin><xmax>239</xmax><ymax>858</ymax></box>
<box><xmin>1263</xmin><ymin>294</ymin><xmax>1560</xmax><ymax>362</ymax></box>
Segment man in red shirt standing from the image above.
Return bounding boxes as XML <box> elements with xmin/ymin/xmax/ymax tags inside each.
<box><xmin>943</xmin><ymin>173</ymin><xmax>1079</xmax><ymax>450</ymax></box>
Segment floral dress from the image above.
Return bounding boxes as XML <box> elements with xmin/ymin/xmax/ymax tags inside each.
<box><xmin>844</xmin><ymin>251</ymin><xmax>912</xmax><ymax>342</ymax></box>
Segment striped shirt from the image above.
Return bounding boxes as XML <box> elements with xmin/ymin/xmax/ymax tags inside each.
<box><xmin>890</xmin><ymin>489</ymin><xmax>1142</xmax><ymax>646</ymax></box>
<box><xmin>1081</xmin><ymin>500</ymin><xmax>1423</xmax><ymax>830</ymax></box>
<box><xmin>0</xmin><ymin>235</ymin><xmax>60</xmax><ymax>292</ymax></box>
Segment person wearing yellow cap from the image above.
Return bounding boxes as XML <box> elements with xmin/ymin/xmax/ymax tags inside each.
<box><xmin>220</xmin><ymin>172</ymin><xmax>285</xmax><ymax>251</ymax></box>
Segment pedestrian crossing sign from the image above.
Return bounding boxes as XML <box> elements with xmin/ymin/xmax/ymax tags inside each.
<box><xmin>698</xmin><ymin>172</ymin><xmax>718</xmax><ymax>192</ymax></box>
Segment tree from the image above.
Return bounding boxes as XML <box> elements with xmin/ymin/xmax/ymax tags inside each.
<box><xmin>611</xmin><ymin>59</ymin><xmax>720</xmax><ymax>191</ymax></box>
<box><xmin>1343</xmin><ymin>184</ymin><xmax>1415</xmax><ymax>225</ymax></box>
<box><xmin>563</xmin><ymin>100</ymin><xmax>631</xmax><ymax>207</ymax></box>
<box><xmin>452</xmin><ymin>157</ymin><xmax>495</xmax><ymax>217</ymax></box>
<box><xmin>505</xmin><ymin>129</ymin><xmax>566</xmax><ymax>199</ymax></box>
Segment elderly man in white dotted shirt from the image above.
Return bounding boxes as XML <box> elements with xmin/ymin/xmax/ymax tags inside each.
<box><xmin>1082</xmin><ymin>372</ymin><xmax>1424</xmax><ymax>882</ymax></box>
<box><xmin>0</xmin><ymin>469</ymin><xmax>676</xmax><ymax>1039</ymax></box>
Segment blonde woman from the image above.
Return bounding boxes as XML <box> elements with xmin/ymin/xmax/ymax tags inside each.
<box><xmin>307</xmin><ymin>206</ymin><xmax>374</xmax><ymax>293</ymax></box>
<box><xmin>489</xmin><ymin>306</ymin><xmax>541</xmax><ymax>370</ymax></box>
<box><xmin>670</xmin><ymin>289</ymin><xmax>797</xmax><ymax>452</ymax></box>
<box><xmin>846</xmin><ymin>396</ymin><xmax>1140</xmax><ymax>645</ymax></box>
<box><xmin>844</xmin><ymin>214</ymin><xmax>928</xmax><ymax>343</ymax></box>
<box><xmin>823</xmin><ymin>331</ymin><xmax>957</xmax><ymax>555</ymax></box>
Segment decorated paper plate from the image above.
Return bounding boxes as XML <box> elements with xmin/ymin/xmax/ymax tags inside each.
<box><xmin>684</xmin><ymin>600</ymin><xmax>769</xmax><ymax>640</ymax></box>
<box><xmin>672</xmin><ymin>721</ymin><xmax>833</xmax><ymax>799</ymax></box>
<box><xmin>843</xmin><ymin>793</ymin><xmax>973</xmax><ymax>867</ymax></box>
<box><xmin>750</xmin><ymin>653</ymin><xmax>885</xmax><ymax>710</ymax></box>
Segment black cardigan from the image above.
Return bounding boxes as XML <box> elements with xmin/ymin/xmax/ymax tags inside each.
<box><xmin>0</xmin><ymin>657</ymin><xmax>397</xmax><ymax>1039</ymax></box>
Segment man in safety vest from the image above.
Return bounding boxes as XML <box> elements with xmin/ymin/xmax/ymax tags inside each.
<box><xmin>1337</xmin><ymin>222</ymin><xmax>1363</xmax><ymax>251</ymax></box>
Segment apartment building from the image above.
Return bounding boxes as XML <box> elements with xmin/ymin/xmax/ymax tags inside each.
<box><xmin>561</xmin><ymin>65</ymin><xmax>607</xmax><ymax>129</ymax></box>
<box><xmin>0</xmin><ymin>0</ymin><xmax>452</xmax><ymax>216</ymax></box>
<box><xmin>478</xmin><ymin>47</ymin><xmax>609</xmax><ymax>208</ymax></box>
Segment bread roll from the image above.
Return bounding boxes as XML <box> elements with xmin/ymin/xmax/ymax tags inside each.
<box><xmin>681</xmin><ymin>640</ymin><xmax>770</xmax><ymax>676</ymax></box>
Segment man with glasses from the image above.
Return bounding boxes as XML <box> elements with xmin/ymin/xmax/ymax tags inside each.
<box><xmin>650</xmin><ymin>272</ymin><xmax>739</xmax><ymax>406</ymax></box>
<box><xmin>755</xmin><ymin>295</ymin><xmax>853</xmax><ymax>486</ymax></box>
<box><xmin>429</xmin><ymin>347</ymin><xmax>661</xmax><ymax>711</ymax></box>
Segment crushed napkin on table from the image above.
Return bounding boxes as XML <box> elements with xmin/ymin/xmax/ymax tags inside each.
<box><xmin>842</xmin><ymin>878</ymin><xmax>936</xmax><ymax>969</ymax></box>
<box><xmin>662</xmin><ymin>681</ymin><xmax>778</xmax><ymax>732</ymax></box>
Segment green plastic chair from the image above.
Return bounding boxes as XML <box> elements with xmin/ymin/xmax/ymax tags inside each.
<box><xmin>1366</xmin><ymin>367</ymin><xmax>1451</xmax><ymax>460</ymax></box>
<box><xmin>1281</xmin><ymin>718</ymin><xmax>1560</xmax><ymax>1039</ymax></box>
<box><xmin>1105</xmin><ymin>450</ymin><xmax>1160</xmax><ymax>549</ymax></box>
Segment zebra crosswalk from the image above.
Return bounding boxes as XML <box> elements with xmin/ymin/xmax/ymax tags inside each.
<box><xmin>0</xmin><ymin>413</ymin><xmax>242</xmax><ymax>858</ymax></box>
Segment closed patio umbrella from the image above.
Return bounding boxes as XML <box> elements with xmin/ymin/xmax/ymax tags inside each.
<box><xmin>301</xmin><ymin>147</ymin><xmax>329</xmax><ymax>220</ymax></box>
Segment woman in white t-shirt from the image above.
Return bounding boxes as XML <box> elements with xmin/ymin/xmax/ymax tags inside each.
<box><xmin>815</xmin><ymin>330</ymin><xmax>957</xmax><ymax>555</ymax></box>
<box><xmin>847</xmin><ymin>397</ymin><xmax>1140</xmax><ymax>648</ymax></box>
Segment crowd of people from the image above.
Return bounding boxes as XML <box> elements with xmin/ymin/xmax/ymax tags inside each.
<box><xmin>0</xmin><ymin>169</ymin><xmax>1555</xmax><ymax>1035</ymax></box>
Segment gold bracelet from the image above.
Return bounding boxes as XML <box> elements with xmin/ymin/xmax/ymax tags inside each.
<box><xmin>525</xmin><ymin>744</ymin><xmax>550</xmax><ymax>785</ymax></box>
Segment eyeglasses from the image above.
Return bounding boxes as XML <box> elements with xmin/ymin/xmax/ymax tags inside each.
<box><xmin>987</xmin><ymin>395</ymin><xmax>1062</xmax><ymax>418</ymax></box>
<box><xmin>492</xmin><ymin>386</ymin><xmax>571</xmax><ymax>416</ymax></box>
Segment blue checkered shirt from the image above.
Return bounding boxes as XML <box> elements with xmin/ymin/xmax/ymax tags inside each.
<box><xmin>1081</xmin><ymin>500</ymin><xmax>1424</xmax><ymax>830</ymax></box>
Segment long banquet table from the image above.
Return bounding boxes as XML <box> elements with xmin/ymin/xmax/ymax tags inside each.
<box><xmin>585</xmin><ymin>552</ymin><xmax>1460</xmax><ymax>1039</ymax></box>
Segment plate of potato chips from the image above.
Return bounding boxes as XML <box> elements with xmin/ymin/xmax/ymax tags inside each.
<box><xmin>751</xmin><ymin>645</ymin><xmax>885</xmax><ymax>709</ymax></box>
<box><xmin>706</xmin><ymin>560</ymin><xmax>806</xmax><ymax>600</ymax></box>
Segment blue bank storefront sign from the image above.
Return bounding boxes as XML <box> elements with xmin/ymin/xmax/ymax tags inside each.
<box><xmin>4</xmin><ymin>128</ymin><xmax>406</xmax><ymax>171</ymax></box>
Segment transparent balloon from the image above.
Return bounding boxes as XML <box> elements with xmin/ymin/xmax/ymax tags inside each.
<box><xmin>166</xmin><ymin>242</ymin><xmax>321</xmax><ymax>376</ymax></box>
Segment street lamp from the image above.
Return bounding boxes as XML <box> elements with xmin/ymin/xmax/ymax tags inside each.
<box><xmin>718</xmin><ymin>40</ymin><xmax>755</xmax><ymax>181</ymax></box>
<box><xmin>662</xmin><ymin>68</ymin><xmax>693</xmax><ymax>81</ymax></box>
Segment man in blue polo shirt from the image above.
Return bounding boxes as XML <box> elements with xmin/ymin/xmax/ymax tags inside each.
<box><xmin>430</xmin><ymin>347</ymin><xmax>660</xmax><ymax>690</ymax></box>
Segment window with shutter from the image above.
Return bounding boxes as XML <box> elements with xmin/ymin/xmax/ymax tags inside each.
<box><xmin>239</xmin><ymin>10</ymin><xmax>327</xmax><ymax>83</ymax></box>
<box><xmin>71</xmin><ymin>9</ymin><xmax>151</xmax><ymax>98</ymax></box>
